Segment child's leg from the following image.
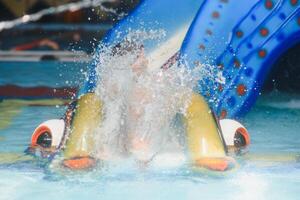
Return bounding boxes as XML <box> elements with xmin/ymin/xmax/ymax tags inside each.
<box><xmin>94</xmin><ymin>100</ymin><xmax>126</xmax><ymax>160</ymax></box>
<box><xmin>126</xmin><ymin>105</ymin><xmax>155</xmax><ymax>162</ymax></box>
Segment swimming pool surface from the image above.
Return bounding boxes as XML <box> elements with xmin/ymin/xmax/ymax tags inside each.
<box><xmin>0</xmin><ymin>61</ymin><xmax>87</xmax><ymax>87</ymax></box>
<box><xmin>0</xmin><ymin>63</ymin><xmax>300</xmax><ymax>200</ymax></box>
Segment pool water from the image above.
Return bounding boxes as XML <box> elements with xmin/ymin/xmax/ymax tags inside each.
<box><xmin>0</xmin><ymin>61</ymin><xmax>87</xmax><ymax>88</ymax></box>
<box><xmin>0</xmin><ymin>91</ymin><xmax>300</xmax><ymax>200</ymax></box>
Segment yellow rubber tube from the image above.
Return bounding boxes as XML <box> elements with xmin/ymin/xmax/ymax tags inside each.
<box><xmin>184</xmin><ymin>93</ymin><xmax>233</xmax><ymax>171</ymax></box>
<box><xmin>62</xmin><ymin>93</ymin><xmax>102</xmax><ymax>170</ymax></box>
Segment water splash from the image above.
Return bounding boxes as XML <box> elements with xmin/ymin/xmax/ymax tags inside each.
<box><xmin>230</xmin><ymin>172</ymin><xmax>268</xmax><ymax>200</ymax></box>
<box><xmin>0</xmin><ymin>0</ymin><xmax>117</xmax><ymax>32</ymax></box>
<box><xmin>91</xmin><ymin>30</ymin><xmax>212</xmax><ymax>163</ymax></box>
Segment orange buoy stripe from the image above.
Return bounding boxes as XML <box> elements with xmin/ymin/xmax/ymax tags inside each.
<box><xmin>31</xmin><ymin>126</ymin><xmax>52</xmax><ymax>146</ymax></box>
<box><xmin>236</xmin><ymin>127</ymin><xmax>251</xmax><ymax>146</ymax></box>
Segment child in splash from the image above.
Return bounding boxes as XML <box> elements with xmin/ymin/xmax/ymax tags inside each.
<box><xmin>96</xmin><ymin>41</ymin><xmax>172</xmax><ymax>163</ymax></box>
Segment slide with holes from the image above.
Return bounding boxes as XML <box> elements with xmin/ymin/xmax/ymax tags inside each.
<box><xmin>181</xmin><ymin>0</ymin><xmax>300</xmax><ymax>118</ymax></box>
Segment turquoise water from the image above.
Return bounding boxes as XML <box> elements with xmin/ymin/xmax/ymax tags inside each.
<box><xmin>0</xmin><ymin>92</ymin><xmax>300</xmax><ymax>200</ymax></box>
<box><xmin>0</xmin><ymin>61</ymin><xmax>87</xmax><ymax>87</ymax></box>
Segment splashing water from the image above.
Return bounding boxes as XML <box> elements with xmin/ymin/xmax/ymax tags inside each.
<box><xmin>91</xmin><ymin>30</ymin><xmax>216</xmax><ymax>164</ymax></box>
<box><xmin>0</xmin><ymin>0</ymin><xmax>117</xmax><ymax>32</ymax></box>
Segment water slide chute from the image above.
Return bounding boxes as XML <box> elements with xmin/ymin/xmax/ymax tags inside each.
<box><xmin>181</xmin><ymin>0</ymin><xmax>300</xmax><ymax>118</ymax></box>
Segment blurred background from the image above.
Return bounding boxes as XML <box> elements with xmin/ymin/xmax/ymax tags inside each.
<box><xmin>0</xmin><ymin>0</ymin><xmax>139</xmax><ymax>53</ymax></box>
<box><xmin>0</xmin><ymin>0</ymin><xmax>140</xmax><ymax>100</ymax></box>
<box><xmin>1</xmin><ymin>0</ymin><xmax>300</xmax><ymax>100</ymax></box>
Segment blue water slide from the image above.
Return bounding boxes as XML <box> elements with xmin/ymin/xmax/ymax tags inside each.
<box><xmin>81</xmin><ymin>0</ymin><xmax>205</xmax><ymax>94</ymax></box>
<box><xmin>181</xmin><ymin>0</ymin><xmax>300</xmax><ymax>118</ymax></box>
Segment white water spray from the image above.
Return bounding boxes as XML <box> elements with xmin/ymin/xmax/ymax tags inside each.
<box><xmin>91</xmin><ymin>30</ymin><xmax>214</xmax><ymax>163</ymax></box>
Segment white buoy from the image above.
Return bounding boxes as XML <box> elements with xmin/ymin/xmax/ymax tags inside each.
<box><xmin>31</xmin><ymin>119</ymin><xmax>65</xmax><ymax>148</ymax></box>
<box><xmin>219</xmin><ymin>119</ymin><xmax>250</xmax><ymax>148</ymax></box>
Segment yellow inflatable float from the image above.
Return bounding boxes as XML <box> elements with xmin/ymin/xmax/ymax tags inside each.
<box><xmin>184</xmin><ymin>93</ymin><xmax>233</xmax><ymax>171</ymax></box>
<box><xmin>28</xmin><ymin>92</ymin><xmax>251</xmax><ymax>171</ymax></box>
